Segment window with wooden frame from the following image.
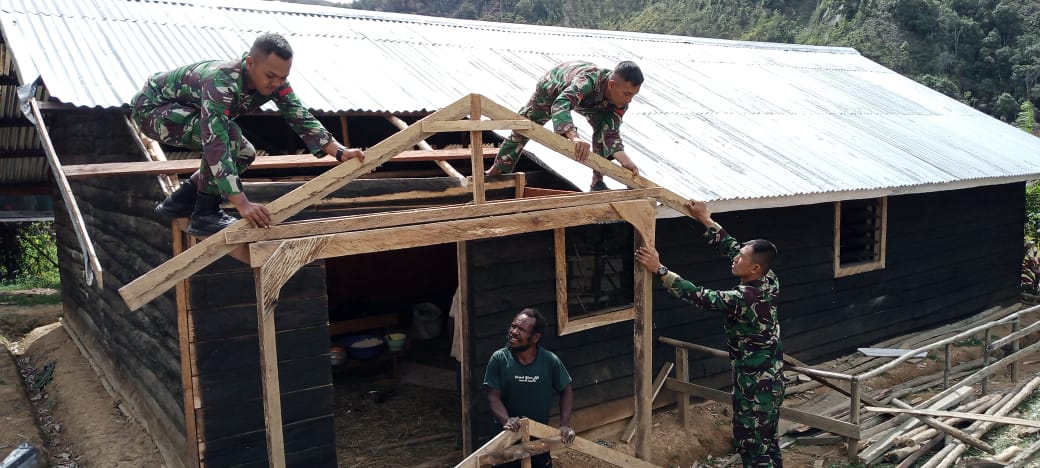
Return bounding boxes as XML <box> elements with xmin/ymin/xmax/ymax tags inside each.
<box><xmin>834</xmin><ymin>197</ymin><xmax>888</xmax><ymax>277</ymax></box>
<box><xmin>554</xmin><ymin>223</ymin><xmax>635</xmax><ymax>335</ymax></box>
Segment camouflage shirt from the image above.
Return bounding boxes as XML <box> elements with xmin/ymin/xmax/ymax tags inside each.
<box><xmin>661</xmin><ymin>224</ymin><xmax>783</xmax><ymax>375</ymax></box>
<box><xmin>133</xmin><ymin>55</ymin><xmax>333</xmax><ymax>195</ymax></box>
<box><xmin>537</xmin><ymin>61</ymin><xmax>627</xmax><ymax>159</ymax></box>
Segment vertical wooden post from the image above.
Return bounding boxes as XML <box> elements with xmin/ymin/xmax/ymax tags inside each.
<box><xmin>633</xmin><ymin>219</ymin><xmax>655</xmax><ymax>460</ymax></box>
<box><xmin>173</xmin><ymin>226</ymin><xmax>201</xmax><ymax>468</ymax></box>
<box><xmin>470</xmin><ymin>94</ymin><xmax>486</xmax><ymax>204</ymax></box>
<box><xmin>943</xmin><ymin>343</ymin><xmax>951</xmax><ymax>389</ymax></box>
<box><xmin>254</xmin><ymin>267</ymin><xmax>286</xmax><ymax>468</ymax></box>
<box><xmin>848</xmin><ymin>378</ymin><xmax>861</xmax><ymax>463</ymax></box>
<box><xmin>520</xmin><ymin>418</ymin><xmax>532</xmax><ymax>468</ymax></box>
<box><xmin>339</xmin><ymin>116</ymin><xmax>350</xmax><ymax>148</ymax></box>
<box><xmin>252</xmin><ymin>237</ymin><xmax>328</xmax><ymax>468</ymax></box>
<box><xmin>457</xmin><ymin>241</ymin><xmax>474</xmax><ymax>455</ymax></box>
<box><xmin>982</xmin><ymin>328</ymin><xmax>992</xmax><ymax>394</ymax></box>
<box><xmin>676</xmin><ymin>347</ymin><xmax>690</xmax><ymax>428</ymax></box>
<box><xmin>1011</xmin><ymin>318</ymin><xmax>1020</xmax><ymax>381</ymax></box>
<box><xmin>513</xmin><ymin>172</ymin><xmax>527</xmax><ymax>199</ymax></box>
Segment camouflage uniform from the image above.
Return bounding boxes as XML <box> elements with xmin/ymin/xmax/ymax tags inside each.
<box><xmin>493</xmin><ymin>61</ymin><xmax>627</xmax><ymax>173</ymax></box>
<box><xmin>660</xmin><ymin>224</ymin><xmax>784</xmax><ymax>467</ymax></box>
<box><xmin>131</xmin><ymin>56</ymin><xmax>333</xmax><ymax>196</ymax></box>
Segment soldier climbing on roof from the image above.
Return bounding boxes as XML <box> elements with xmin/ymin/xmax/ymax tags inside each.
<box><xmin>635</xmin><ymin>200</ymin><xmax>785</xmax><ymax>468</ymax></box>
<box><xmin>130</xmin><ymin>33</ymin><xmax>364</xmax><ymax>236</ymax></box>
<box><xmin>486</xmin><ymin>61</ymin><xmax>643</xmax><ymax>191</ymax></box>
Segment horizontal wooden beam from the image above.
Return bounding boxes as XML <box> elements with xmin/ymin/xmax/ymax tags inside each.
<box><xmin>526</xmin><ymin>420</ymin><xmax>658</xmax><ymax>468</ymax></box>
<box><xmin>249</xmin><ymin>201</ymin><xmax>642</xmax><ymax>267</ymax></box>
<box><xmin>663</xmin><ymin>378</ymin><xmax>860</xmax><ymax>439</ymax></box>
<box><xmin>421</xmin><ymin>120</ymin><xmax>531</xmax><ymax>132</ymax></box>
<box><xmin>226</xmin><ymin>188</ymin><xmax>658</xmax><ymax>244</ymax></box>
<box><xmin>62</xmin><ymin>148</ymin><xmax>498</xmax><ymax>179</ymax></box>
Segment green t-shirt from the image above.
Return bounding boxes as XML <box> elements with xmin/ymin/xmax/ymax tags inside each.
<box><xmin>483</xmin><ymin>347</ymin><xmax>573</xmax><ymax>424</ymax></box>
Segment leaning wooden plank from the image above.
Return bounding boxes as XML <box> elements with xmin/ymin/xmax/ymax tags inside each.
<box><xmin>248</xmin><ymin>201</ymin><xmax>636</xmax><ymax>266</ymax></box>
<box><xmin>864</xmin><ymin>407</ymin><xmax>1040</xmax><ymax>429</ymax></box>
<box><xmin>527</xmin><ymin>420</ymin><xmax>659</xmax><ymax>468</ymax></box>
<box><xmin>29</xmin><ymin>99</ymin><xmax>104</xmax><ymax>287</ymax></box>
<box><xmin>119</xmin><ymin>95</ymin><xmax>472</xmax><ymax>311</ymax></box>
<box><xmin>622</xmin><ymin>362</ymin><xmax>673</xmax><ymax>443</ymax></box>
<box><xmin>62</xmin><ymin>147</ymin><xmax>498</xmax><ymax>179</ymax></box>
<box><xmin>455</xmin><ymin>431</ymin><xmax>520</xmax><ymax>468</ymax></box>
<box><xmin>479</xmin><ymin>96</ymin><xmax>692</xmax><ymax>218</ymax></box>
<box><xmin>225</xmin><ymin>188</ymin><xmax>659</xmax><ymax>244</ymax></box>
<box><xmin>857</xmin><ymin>348</ymin><xmax>928</xmax><ymax>358</ymax></box>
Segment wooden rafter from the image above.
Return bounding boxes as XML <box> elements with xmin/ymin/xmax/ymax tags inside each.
<box><xmin>118</xmin><ymin>94</ymin><xmax>473</xmax><ymax>311</ymax></box>
<box><xmin>477</xmin><ymin>96</ymin><xmax>696</xmax><ymax>219</ymax></box>
<box><xmin>385</xmin><ymin>115</ymin><xmax>467</xmax><ymax>183</ymax></box>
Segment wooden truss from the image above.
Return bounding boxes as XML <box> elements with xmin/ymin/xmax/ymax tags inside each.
<box><xmin>456</xmin><ymin>418</ymin><xmax>659</xmax><ymax>468</ymax></box>
<box><xmin>115</xmin><ymin>94</ymin><xmax>703</xmax><ymax>467</ymax></box>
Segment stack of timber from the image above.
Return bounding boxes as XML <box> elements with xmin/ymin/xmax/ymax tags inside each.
<box><xmin>782</xmin><ymin>304</ymin><xmax>1040</xmax><ymax>467</ymax></box>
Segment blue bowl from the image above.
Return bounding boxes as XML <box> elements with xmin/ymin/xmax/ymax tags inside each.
<box><xmin>342</xmin><ymin>334</ymin><xmax>385</xmax><ymax>360</ymax></box>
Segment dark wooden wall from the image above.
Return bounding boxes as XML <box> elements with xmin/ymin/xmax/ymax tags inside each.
<box><xmin>49</xmin><ymin>110</ymin><xmax>338</xmax><ymax>468</ymax></box>
<box><xmin>188</xmin><ymin>257</ymin><xmax>335</xmax><ymax>468</ymax></box>
<box><xmin>465</xmin><ymin>183</ymin><xmax>1025</xmax><ymax>442</ymax></box>
<box><xmin>49</xmin><ymin>110</ymin><xmax>189</xmax><ymax>467</ymax></box>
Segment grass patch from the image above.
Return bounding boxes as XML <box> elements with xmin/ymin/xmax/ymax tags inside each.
<box><xmin>0</xmin><ymin>290</ymin><xmax>62</xmax><ymax>307</ymax></box>
<box><xmin>967</xmin><ymin>387</ymin><xmax>1040</xmax><ymax>458</ymax></box>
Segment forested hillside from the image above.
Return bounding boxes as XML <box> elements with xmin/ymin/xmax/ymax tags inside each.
<box><xmin>297</xmin><ymin>0</ymin><xmax>1040</xmax><ymax>126</ymax></box>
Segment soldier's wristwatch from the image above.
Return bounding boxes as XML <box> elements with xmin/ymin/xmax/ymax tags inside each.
<box><xmin>656</xmin><ymin>265</ymin><xmax>668</xmax><ymax>276</ymax></box>
<box><xmin>335</xmin><ymin>146</ymin><xmax>345</xmax><ymax>161</ymax></box>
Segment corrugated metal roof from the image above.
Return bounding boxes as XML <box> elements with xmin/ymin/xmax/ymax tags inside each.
<box><xmin>1</xmin><ymin>0</ymin><xmax>1039</xmax><ymax>210</ymax></box>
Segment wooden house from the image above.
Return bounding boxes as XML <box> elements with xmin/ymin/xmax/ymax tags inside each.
<box><xmin>3</xmin><ymin>0</ymin><xmax>1040</xmax><ymax>466</ymax></box>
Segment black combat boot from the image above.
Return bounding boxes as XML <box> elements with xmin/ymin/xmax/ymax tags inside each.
<box><xmin>154</xmin><ymin>180</ymin><xmax>198</xmax><ymax>220</ymax></box>
<box><xmin>188</xmin><ymin>191</ymin><xmax>238</xmax><ymax>236</ymax></box>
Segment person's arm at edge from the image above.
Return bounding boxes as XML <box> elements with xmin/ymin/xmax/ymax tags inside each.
<box><xmin>558</xmin><ymin>384</ymin><xmax>575</xmax><ymax>443</ymax></box>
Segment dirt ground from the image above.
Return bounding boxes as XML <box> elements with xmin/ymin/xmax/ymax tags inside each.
<box><xmin>1</xmin><ymin>293</ymin><xmax>1038</xmax><ymax>468</ymax></box>
<box><xmin>1</xmin><ymin>292</ymin><xmax>161</xmax><ymax>467</ymax></box>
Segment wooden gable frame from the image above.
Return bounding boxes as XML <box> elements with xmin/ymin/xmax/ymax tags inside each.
<box><xmin>114</xmin><ymin>94</ymin><xmax>703</xmax><ymax>467</ymax></box>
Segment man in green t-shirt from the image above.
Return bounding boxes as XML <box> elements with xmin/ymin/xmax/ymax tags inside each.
<box><xmin>483</xmin><ymin>308</ymin><xmax>575</xmax><ymax>467</ymax></box>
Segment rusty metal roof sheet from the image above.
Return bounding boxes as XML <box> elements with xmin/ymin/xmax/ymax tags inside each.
<box><xmin>1</xmin><ymin>0</ymin><xmax>1039</xmax><ymax>208</ymax></box>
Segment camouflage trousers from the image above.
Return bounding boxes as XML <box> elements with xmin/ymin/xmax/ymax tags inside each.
<box><xmin>731</xmin><ymin>366</ymin><xmax>785</xmax><ymax>467</ymax></box>
<box><xmin>131</xmin><ymin>100</ymin><xmax>256</xmax><ymax>196</ymax></box>
<box><xmin>493</xmin><ymin>95</ymin><xmax>612</xmax><ymax>174</ymax></box>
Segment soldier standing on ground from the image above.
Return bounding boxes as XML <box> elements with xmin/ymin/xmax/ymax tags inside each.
<box><xmin>635</xmin><ymin>200</ymin><xmax>785</xmax><ymax>468</ymax></box>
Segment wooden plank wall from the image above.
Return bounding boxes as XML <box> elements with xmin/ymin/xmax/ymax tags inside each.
<box><xmin>188</xmin><ymin>256</ymin><xmax>335</xmax><ymax>468</ymax></box>
<box><xmin>465</xmin><ymin>183</ymin><xmax>1025</xmax><ymax>442</ymax></box>
<box><xmin>48</xmin><ymin>110</ymin><xmax>190</xmax><ymax>468</ymax></box>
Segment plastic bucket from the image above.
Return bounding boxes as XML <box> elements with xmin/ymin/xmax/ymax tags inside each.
<box><xmin>411</xmin><ymin>302</ymin><xmax>442</xmax><ymax>339</ymax></box>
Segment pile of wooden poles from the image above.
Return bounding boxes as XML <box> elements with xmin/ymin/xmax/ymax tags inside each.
<box><xmin>783</xmin><ymin>304</ymin><xmax>1040</xmax><ymax>467</ymax></box>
